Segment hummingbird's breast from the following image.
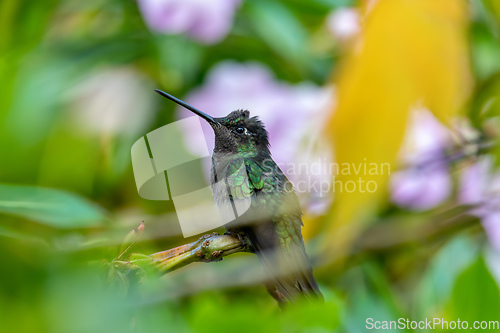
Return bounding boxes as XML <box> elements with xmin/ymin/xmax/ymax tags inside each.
<box><xmin>209</xmin><ymin>152</ymin><xmax>267</xmax><ymax>229</ymax></box>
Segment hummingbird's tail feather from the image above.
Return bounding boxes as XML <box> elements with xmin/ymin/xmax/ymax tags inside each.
<box><xmin>282</xmin><ymin>240</ymin><xmax>323</xmax><ymax>298</ymax></box>
<box><xmin>243</xmin><ymin>225</ymin><xmax>323</xmax><ymax>303</ymax></box>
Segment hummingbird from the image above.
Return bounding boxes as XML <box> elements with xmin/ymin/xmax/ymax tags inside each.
<box><xmin>155</xmin><ymin>89</ymin><xmax>323</xmax><ymax>305</ymax></box>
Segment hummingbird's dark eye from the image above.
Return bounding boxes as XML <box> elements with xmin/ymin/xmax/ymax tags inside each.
<box><xmin>235</xmin><ymin>127</ymin><xmax>245</xmax><ymax>134</ymax></box>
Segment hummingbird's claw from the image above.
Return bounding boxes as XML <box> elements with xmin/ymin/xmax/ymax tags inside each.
<box><xmin>224</xmin><ymin>230</ymin><xmax>246</xmax><ymax>248</ymax></box>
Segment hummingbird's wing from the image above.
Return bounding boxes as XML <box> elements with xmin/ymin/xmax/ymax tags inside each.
<box><xmin>262</xmin><ymin>161</ymin><xmax>323</xmax><ymax>301</ymax></box>
<box><xmin>225</xmin><ymin>158</ymin><xmax>323</xmax><ymax>301</ymax></box>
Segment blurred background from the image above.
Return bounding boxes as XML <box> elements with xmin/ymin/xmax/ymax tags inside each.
<box><xmin>1</xmin><ymin>0</ymin><xmax>500</xmax><ymax>332</ymax></box>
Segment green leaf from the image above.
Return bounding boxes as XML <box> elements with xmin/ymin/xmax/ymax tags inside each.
<box><xmin>470</xmin><ymin>72</ymin><xmax>500</xmax><ymax>128</ymax></box>
<box><xmin>246</xmin><ymin>0</ymin><xmax>308</xmax><ymax>67</ymax></box>
<box><xmin>482</xmin><ymin>0</ymin><xmax>500</xmax><ymax>31</ymax></box>
<box><xmin>308</xmin><ymin>0</ymin><xmax>355</xmax><ymax>7</ymax></box>
<box><xmin>469</xmin><ymin>72</ymin><xmax>500</xmax><ymax>168</ymax></box>
<box><xmin>155</xmin><ymin>35</ymin><xmax>204</xmax><ymax>90</ymax></box>
<box><xmin>0</xmin><ymin>184</ymin><xmax>105</xmax><ymax>228</ymax></box>
<box><xmin>471</xmin><ymin>26</ymin><xmax>500</xmax><ymax>80</ymax></box>
<box><xmin>0</xmin><ymin>225</ymin><xmax>37</xmax><ymax>240</ymax></box>
<box><xmin>343</xmin><ymin>267</ymin><xmax>404</xmax><ymax>333</ymax></box>
<box><xmin>446</xmin><ymin>255</ymin><xmax>500</xmax><ymax>330</ymax></box>
<box><xmin>362</xmin><ymin>262</ymin><xmax>404</xmax><ymax>318</ymax></box>
<box><xmin>417</xmin><ymin>236</ymin><xmax>478</xmax><ymax>318</ymax></box>
<box><xmin>282</xmin><ymin>296</ymin><xmax>343</xmax><ymax>331</ymax></box>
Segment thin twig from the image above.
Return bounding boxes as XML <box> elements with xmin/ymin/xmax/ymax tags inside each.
<box><xmin>148</xmin><ymin>233</ymin><xmax>250</xmax><ymax>273</ymax></box>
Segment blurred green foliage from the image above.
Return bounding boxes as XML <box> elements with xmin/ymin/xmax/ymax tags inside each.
<box><xmin>1</xmin><ymin>0</ymin><xmax>500</xmax><ymax>332</ymax></box>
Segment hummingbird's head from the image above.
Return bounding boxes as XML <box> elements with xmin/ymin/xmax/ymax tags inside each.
<box><xmin>211</xmin><ymin>109</ymin><xmax>270</xmax><ymax>156</ymax></box>
<box><xmin>154</xmin><ymin>89</ymin><xmax>270</xmax><ymax>157</ymax></box>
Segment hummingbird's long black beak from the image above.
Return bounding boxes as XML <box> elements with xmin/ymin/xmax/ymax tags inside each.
<box><xmin>154</xmin><ymin>89</ymin><xmax>215</xmax><ymax>123</ymax></box>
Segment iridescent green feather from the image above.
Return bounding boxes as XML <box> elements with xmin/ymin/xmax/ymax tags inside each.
<box><xmin>226</xmin><ymin>158</ymin><xmax>304</xmax><ymax>246</ymax></box>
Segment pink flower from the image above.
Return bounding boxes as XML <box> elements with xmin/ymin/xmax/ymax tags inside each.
<box><xmin>326</xmin><ymin>8</ymin><xmax>360</xmax><ymax>41</ymax></box>
<box><xmin>459</xmin><ymin>157</ymin><xmax>500</xmax><ymax>250</ymax></box>
<box><xmin>138</xmin><ymin>0</ymin><xmax>241</xmax><ymax>44</ymax></box>
<box><xmin>391</xmin><ymin>165</ymin><xmax>451</xmax><ymax>211</ymax></box>
<box><xmin>176</xmin><ymin>61</ymin><xmax>333</xmax><ymax>213</ymax></box>
<box><xmin>390</xmin><ymin>109</ymin><xmax>452</xmax><ymax>210</ymax></box>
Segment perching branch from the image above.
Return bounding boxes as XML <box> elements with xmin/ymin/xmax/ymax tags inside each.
<box><xmin>149</xmin><ymin>232</ymin><xmax>250</xmax><ymax>273</ymax></box>
<box><xmin>111</xmin><ymin>231</ymin><xmax>251</xmax><ymax>279</ymax></box>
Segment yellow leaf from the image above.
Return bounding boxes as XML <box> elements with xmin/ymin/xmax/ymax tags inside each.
<box><xmin>315</xmin><ymin>0</ymin><xmax>472</xmax><ymax>260</ymax></box>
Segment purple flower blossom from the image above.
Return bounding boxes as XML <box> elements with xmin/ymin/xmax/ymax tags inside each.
<box><xmin>459</xmin><ymin>157</ymin><xmax>500</xmax><ymax>251</ymax></box>
<box><xmin>326</xmin><ymin>8</ymin><xmax>360</xmax><ymax>41</ymax></box>
<box><xmin>390</xmin><ymin>109</ymin><xmax>452</xmax><ymax>210</ymax></box>
<box><xmin>138</xmin><ymin>0</ymin><xmax>241</xmax><ymax>44</ymax></box>
<box><xmin>177</xmin><ymin>61</ymin><xmax>333</xmax><ymax>213</ymax></box>
<box><xmin>391</xmin><ymin>165</ymin><xmax>451</xmax><ymax>211</ymax></box>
